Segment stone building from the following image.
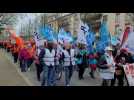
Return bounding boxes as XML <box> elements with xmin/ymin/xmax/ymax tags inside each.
<box><xmin>46</xmin><ymin>13</ymin><xmax>81</xmax><ymax>37</ymax></box>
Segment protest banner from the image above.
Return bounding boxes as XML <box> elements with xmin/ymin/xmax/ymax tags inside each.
<box><xmin>123</xmin><ymin>64</ymin><xmax>134</xmax><ymax>86</ymax></box>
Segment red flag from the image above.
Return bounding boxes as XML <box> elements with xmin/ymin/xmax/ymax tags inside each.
<box><xmin>15</xmin><ymin>37</ymin><xmax>24</xmax><ymax>49</ymax></box>
<box><xmin>8</xmin><ymin>29</ymin><xmax>24</xmax><ymax>49</ymax></box>
<box><xmin>121</xmin><ymin>27</ymin><xmax>130</xmax><ymax>47</ymax></box>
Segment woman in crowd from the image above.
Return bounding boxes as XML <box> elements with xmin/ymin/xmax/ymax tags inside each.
<box><xmin>33</xmin><ymin>45</ymin><xmax>43</xmax><ymax>81</ymax></box>
<box><xmin>18</xmin><ymin>42</ymin><xmax>29</xmax><ymax>72</ymax></box>
<box><xmin>111</xmin><ymin>56</ymin><xmax>126</xmax><ymax>86</ymax></box>
<box><xmin>88</xmin><ymin>43</ymin><xmax>98</xmax><ymax>79</ymax></box>
<box><xmin>76</xmin><ymin>43</ymin><xmax>88</xmax><ymax>80</ymax></box>
<box><xmin>12</xmin><ymin>43</ymin><xmax>19</xmax><ymax>63</ymax></box>
<box><xmin>27</xmin><ymin>41</ymin><xmax>35</xmax><ymax>71</ymax></box>
<box><xmin>98</xmin><ymin>46</ymin><xmax>115</xmax><ymax>86</ymax></box>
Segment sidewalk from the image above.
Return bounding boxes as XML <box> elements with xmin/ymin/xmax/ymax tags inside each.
<box><xmin>0</xmin><ymin>49</ymin><xmax>29</xmax><ymax>86</ymax></box>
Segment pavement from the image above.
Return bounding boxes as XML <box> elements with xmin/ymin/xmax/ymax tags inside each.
<box><xmin>0</xmin><ymin>49</ymin><xmax>29</xmax><ymax>86</ymax></box>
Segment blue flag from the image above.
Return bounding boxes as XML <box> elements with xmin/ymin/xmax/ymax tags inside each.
<box><xmin>97</xmin><ymin>22</ymin><xmax>111</xmax><ymax>53</ymax></box>
<box><xmin>39</xmin><ymin>25</ymin><xmax>55</xmax><ymax>42</ymax></box>
<box><xmin>86</xmin><ymin>31</ymin><xmax>95</xmax><ymax>48</ymax></box>
<box><xmin>96</xmin><ymin>41</ymin><xmax>106</xmax><ymax>53</ymax></box>
<box><xmin>99</xmin><ymin>22</ymin><xmax>110</xmax><ymax>44</ymax></box>
<box><xmin>58</xmin><ymin>28</ymin><xmax>73</xmax><ymax>43</ymax></box>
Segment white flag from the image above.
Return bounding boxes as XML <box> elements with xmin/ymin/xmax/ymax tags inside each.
<box><xmin>33</xmin><ymin>32</ymin><xmax>43</xmax><ymax>47</ymax></box>
<box><xmin>77</xmin><ymin>21</ymin><xmax>88</xmax><ymax>45</ymax></box>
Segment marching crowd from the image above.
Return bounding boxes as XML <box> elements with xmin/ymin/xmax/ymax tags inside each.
<box><xmin>0</xmin><ymin>38</ymin><xmax>134</xmax><ymax>86</ymax></box>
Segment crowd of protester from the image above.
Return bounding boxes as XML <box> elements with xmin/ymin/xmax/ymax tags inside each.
<box><xmin>0</xmin><ymin>39</ymin><xmax>134</xmax><ymax>86</ymax></box>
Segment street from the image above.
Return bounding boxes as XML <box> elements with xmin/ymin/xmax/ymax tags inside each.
<box><xmin>0</xmin><ymin>49</ymin><xmax>102</xmax><ymax>86</ymax></box>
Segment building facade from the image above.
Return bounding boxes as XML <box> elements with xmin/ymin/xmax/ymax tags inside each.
<box><xmin>9</xmin><ymin>13</ymin><xmax>134</xmax><ymax>41</ymax></box>
<box><xmin>46</xmin><ymin>13</ymin><xmax>81</xmax><ymax>37</ymax></box>
<box><xmin>105</xmin><ymin>13</ymin><xmax>134</xmax><ymax>35</ymax></box>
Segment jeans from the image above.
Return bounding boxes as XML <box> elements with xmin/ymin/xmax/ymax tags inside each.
<box><xmin>13</xmin><ymin>53</ymin><xmax>18</xmax><ymax>63</ymax></box>
<box><xmin>47</xmin><ymin>65</ymin><xmax>55</xmax><ymax>86</ymax></box>
<box><xmin>27</xmin><ymin>58</ymin><xmax>33</xmax><ymax>69</ymax></box>
<box><xmin>41</xmin><ymin>65</ymin><xmax>55</xmax><ymax>86</ymax></box>
<box><xmin>55</xmin><ymin>65</ymin><xmax>62</xmax><ymax>76</ymax></box>
<box><xmin>102</xmin><ymin>79</ymin><xmax>111</xmax><ymax>86</ymax></box>
<box><xmin>20</xmin><ymin>59</ymin><xmax>27</xmax><ymax>72</ymax></box>
<box><xmin>65</xmin><ymin>66</ymin><xmax>74</xmax><ymax>86</ymax></box>
<box><xmin>111</xmin><ymin>73</ymin><xmax>124</xmax><ymax>86</ymax></box>
<box><xmin>35</xmin><ymin>63</ymin><xmax>43</xmax><ymax>81</ymax></box>
<box><xmin>41</xmin><ymin>64</ymin><xmax>48</xmax><ymax>86</ymax></box>
<box><xmin>78</xmin><ymin>64</ymin><xmax>85</xmax><ymax>79</ymax></box>
<box><xmin>7</xmin><ymin>48</ymin><xmax>10</xmax><ymax>52</ymax></box>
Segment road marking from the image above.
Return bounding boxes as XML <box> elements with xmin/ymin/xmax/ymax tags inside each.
<box><xmin>1</xmin><ymin>50</ymin><xmax>34</xmax><ymax>86</ymax></box>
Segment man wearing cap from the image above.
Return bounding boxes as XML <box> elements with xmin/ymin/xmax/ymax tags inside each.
<box><xmin>98</xmin><ymin>46</ymin><xmax>115</xmax><ymax>86</ymax></box>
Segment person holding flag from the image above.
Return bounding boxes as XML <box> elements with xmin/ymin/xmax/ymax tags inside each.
<box><xmin>76</xmin><ymin>21</ymin><xmax>89</xmax><ymax>80</ymax></box>
<box><xmin>60</xmin><ymin>31</ymin><xmax>75</xmax><ymax>86</ymax></box>
<box><xmin>76</xmin><ymin>43</ymin><xmax>88</xmax><ymax>80</ymax></box>
<box><xmin>33</xmin><ymin>32</ymin><xmax>45</xmax><ymax>81</ymax></box>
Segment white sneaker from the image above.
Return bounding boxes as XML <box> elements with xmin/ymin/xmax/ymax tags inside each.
<box><xmin>28</xmin><ymin>68</ymin><xmax>31</xmax><ymax>71</ymax></box>
<box><xmin>66</xmin><ymin>84</ymin><xmax>70</xmax><ymax>86</ymax></box>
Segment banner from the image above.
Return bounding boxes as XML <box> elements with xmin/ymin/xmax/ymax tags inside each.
<box><xmin>121</xmin><ymin>27</ymin><xmax>130</xmax><ymax>47</ymax></box>
<box><xmin>123</xmin><ymin>31</ymin><xmax>134</xmax><ymax>54</ymax></box>
<box><xmin>124</xmin><ymin>64</ymin><xmax>134</xmax><ymax>86</ymax></box>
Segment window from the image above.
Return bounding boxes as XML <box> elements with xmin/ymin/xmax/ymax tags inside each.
<box><xmin>115</xmin><ymin>13</ymin><xmax>120</xmax><ymax>25</ymax></box>
<box><xmin>102</xmin><ymin>15</ymin><xmax>108</xmax><ymax>22</ymax></box>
